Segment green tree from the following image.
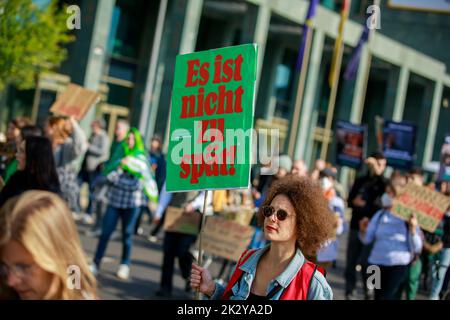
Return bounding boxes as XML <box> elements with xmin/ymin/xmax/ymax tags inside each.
<box><xmin>0</xmin><ymin>0</ymin><xmax>73</xmax><ymax>91</ymax></box>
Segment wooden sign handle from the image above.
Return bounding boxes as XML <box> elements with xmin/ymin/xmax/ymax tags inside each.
<box><xmin>196</xmin><ymin>189</ymin><xmax>209</xmax><ymax>300</ymax></box>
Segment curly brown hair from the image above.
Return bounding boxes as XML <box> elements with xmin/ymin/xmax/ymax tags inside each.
<box><xmin>257</xmin><ymin>175</ymin><xmax>335</xmax><ymax>257</ymax></box>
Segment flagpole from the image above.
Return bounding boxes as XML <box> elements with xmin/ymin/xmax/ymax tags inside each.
<box><xmin>288</xmin><ymin>28</ymin><xmax>314</xmax><ymax>158</ymax></box>
<box><xmin>320</xmin><ymin>0</ymin><xmax>351</xmax><ymax>160</ymax></box>
<box><xmin>195</xmin><ymin>189</ymin><xmax>209</xmax><ymax>300</ymax></box>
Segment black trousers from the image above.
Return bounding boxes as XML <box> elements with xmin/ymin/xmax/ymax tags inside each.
<box><xmin>375</xmin><ymin>265</ymin><xmax>409</xmax><ymax>300</ymax></box>
<box><xmin>160</xmin><ymin>231</ymin><xmax>196</xmax><ymax>293</ymax></box>
<box><xmin>344</xmin><ymin>229</ymin><xmax>372</xmax><ymax>296</ymax></box>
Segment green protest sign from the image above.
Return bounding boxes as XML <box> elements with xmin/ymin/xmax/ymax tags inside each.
<box><xmin>166</xmin><ymin>44</ymin><xmax>257</xmax><ymax>192</ymax></box>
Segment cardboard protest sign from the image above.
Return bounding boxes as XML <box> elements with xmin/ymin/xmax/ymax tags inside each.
<box><xmin>197</xmin><ymin>216</ymin><xmax>255</xmax><ymax>262</ymax></box>
<box><xmin>438</xmin><ymin>135</ymin><xmax>450</xmax><ymax>182</ymax></box>
<box><xmin>383</xmin><ymin>120</ymin><xmax>417</xmax><ymax>170</ymax></box>
<box><xmin>163</xmin><ymin>206</ymin><xmax>200</xmax><ymax>236</ymax></box>
<box><xmin>50</xmin><ymin>83</ymin><xmax>100</xmax><ymax>120</ymax></box>
<box><xmin>166</xmin><ymin>44</ymin><xmax>257</xmax><ymax>192</ymax></box>
<box><xmin>392</xmin><ymin>183</ymin><xmax>450</xmax><ymax>232</ymax></box>
<box><xmin>335</xmin><ymin>120</ymin><xmax>367</xmax><ymax>169</ymax></box>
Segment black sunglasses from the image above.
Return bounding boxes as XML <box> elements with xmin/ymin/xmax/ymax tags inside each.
<box><xmin>261</xmin><ymin>205</ymin><xmax>288</xmax><ymax>221</ymax></box>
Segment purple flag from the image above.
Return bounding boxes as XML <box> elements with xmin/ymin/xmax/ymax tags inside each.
<box><xmin>295</xmin><ymin>0</ymin><xmax>319</xmax><ymax>71</ymax></box>
<box><xmin>344</xmin><ymin>24</ymin><xmax>370</xmax><ymax>81</ymax></box>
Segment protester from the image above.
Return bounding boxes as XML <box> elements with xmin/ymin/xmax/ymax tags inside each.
<box><xmin>3</xmin><ymin>125</ymin><xmax>42</xmax><ymax>184</ymax></box>
<box><xmin>359</xmin><ymin>182</ymin><xmax>423</xmax><ymax>300</ymax></box>
<box><xmin>135</xmin><ymin>135</ymin><xmax>166</xmax><ymax>236</ymax></box>
<box><xmin>149</xmin><ymin>134</ymin><xmax>166</xmax><ymax>192</ymax></box>
<box><xmin>345</xmin><ymin>151</ymin><xmax>387</xmax><ymax>300</ymax></box>
<box><xmin>191</xmin><ymin>175</ymin><xmax>334</xmax><ymax>300</ymax></box>
<box><xmin>316</xmin><ymin>168</ymin><xmax>346</xmax><ymax>269</ymax></box>
<box><xmin>86</xmin><ymin>119</ymin><xmax>131</xmax><ymax>237</ymax></box>
<box><xmin>291</xmin><ymin>159</ymin><xmax>308</xmax><ymax>177</ymax></box>
<box><xmin>429</xmin><ymin>199</ymin><xmax>450</xmax><ymax>300</ymax></box>
<box><xmin>248</xmin><ymin>155</ymin><xmax>293</xmax><ymax>251</ymax></box>
<box><xmin>0</xmin><ymin>136</ymin><xmax>60</xmax><ymax>208</ymax></box>
<box><xmin>396</xmin><ymin>167</ymin><xmax>425</xmax><ymax>300</ymax></box>
<box><xmin>0</xmin><ymin>117</ymin><xmax>31</xmax><ymax>180</ymax></box>
<box><xmin>45</xmin><ymin>116</ymin><xmax>87</xmax><ymax>216</ymax></box>
<box><xmin>310</xmin><ymin>159</ymin><xmax>326</xmax><ymax>181</ymax></box>
<box><xmin>0</xmin><ymin>191</ymin><xmax>97</xmax><ymax>299</ymax></box>
<box><xmin>91</xmin><ymin>128</ymin><xmax>157</xmax><ymax>280</ymax></box>
<box><xmin>156</xmin><ymin>190</ymin><xmax>213</xmax><ymax>298</ymax></box>
<box><xmin>79</xmin><ymin>118</ymin><xmax>110</xmax><ymax>225</ymax></box>
<box><xmin>108</xmin><ymin>119</ymin><xmax>129</xmax><ymax>162</ymax></box>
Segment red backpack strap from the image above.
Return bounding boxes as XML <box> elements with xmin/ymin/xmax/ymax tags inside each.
<box><xmin>280</xmin><ymin>260</ymin><xmax>321</xmax><ymax>300</ymax></box>
<box><xmin>221</xmin><ymin>249</ymin><xmax>257</xmax><ymax>300</ymax></box>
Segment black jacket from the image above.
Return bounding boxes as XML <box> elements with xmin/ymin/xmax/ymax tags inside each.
<box><xmin>347</xmin><ymin>173</ymin><xmax>388</xmax><ymax>230</ymax></box>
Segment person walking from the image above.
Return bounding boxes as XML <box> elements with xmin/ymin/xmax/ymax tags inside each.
<box><xmin>359</xmin><ymin>183</ymin><xmax>423</xmax><ymax>300</ymax></box>
<box><xmin>345</xmin><ymin>152</ymin><xmax>387</xmax><ymax>300</ymax></box>
<box><xmin>79</xmin><ymin>118</ymin><xmax>110</xmax><ymax>225</ymax></box>
<box><xmin>91</xmin><ymin>128</ymin><xmax>157</xmax><ymax>280</ymax></box>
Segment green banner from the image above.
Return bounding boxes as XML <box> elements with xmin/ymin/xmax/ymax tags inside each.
<box><xmin>166</xmin><ymin>44</ymin><xmax>257</xmax><ymax>192</ymax></box>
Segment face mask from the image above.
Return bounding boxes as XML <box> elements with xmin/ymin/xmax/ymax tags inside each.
<box><xmin>381</xmin><ymin>193</ymin><xmax>393</xmax><ymax>208</ymax></box>
<box><xmin>321</xmin><ymin>177</ymin><xmax>333</xmax><ymax>191</ymax></box>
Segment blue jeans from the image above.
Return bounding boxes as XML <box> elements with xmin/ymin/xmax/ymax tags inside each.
<box><xmin>430</xmin><ymin>248</ymin><xmax>450</xmax><ymax>300</ymax></box>
<box><xmin>94</xmin><ymin>206</ymin><xmax>140</xmax><ymax>266</ymax></box>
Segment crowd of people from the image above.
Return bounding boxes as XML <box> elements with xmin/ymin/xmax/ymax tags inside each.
<box><xmin>0</xmin><ymin>115</ymin><xmax>449</xmax><ymax>300</ymax></box>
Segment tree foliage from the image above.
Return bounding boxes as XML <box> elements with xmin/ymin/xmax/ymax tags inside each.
<box><xmin>0</xmin><ymin>0</ymin><xmax>74</xmax><ymax>91</ymax></box>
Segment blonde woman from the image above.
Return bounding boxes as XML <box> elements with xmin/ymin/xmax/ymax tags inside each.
<box><xmin>0</xmin><ymin>191</ymin><xmax>97</xmax><ymax>299</ymax></box>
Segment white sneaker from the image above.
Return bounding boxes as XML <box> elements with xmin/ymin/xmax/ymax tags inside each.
<box><xmin>89</xmin><ymin>263</ymin><xmax>98</xmax><ymax>277</ymax></box>
<box><xmin>72</xmin><ymin>211</ymin><xmax>82</xmax><ymax>221</ymax></box>
<box><xmin>116</xmin><ymin>264</ymin><xmax>130</xmax><ymax>280</ymax></box>
<box><xmin>147</xmin><ymin>235</ymin><xmax>158</xmax><ymax>243</ymax></box>
<box><xmin>82</xmin><ymin>214</ymin><xmax>94</xmax><ymax>225</ymax></box>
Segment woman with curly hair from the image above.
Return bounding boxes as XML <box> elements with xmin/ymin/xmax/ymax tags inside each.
<box><xmin>190</xmin><ymin>175</ymin><xmax>334</xmax><ymax>300</ymax></box>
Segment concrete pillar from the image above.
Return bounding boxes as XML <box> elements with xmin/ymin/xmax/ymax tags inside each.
<box><xmin>72</xmin><ymin>0</ymin><xmax>115</xmax><ymax>135</ymax></box>
<box><xmin>392</xmin><ymin>66</ymin><xmax>409</xmax><ymax>121</ymax></box>
<box><xmin>340</xmin><ymin>45</ymin><xmax>371</xmax><ymax>194</ymax></box>
<box><xmin>137</xmin><ymin>0</ymin><xmax>168</xmax><ymax>143</ymax></box>
<box><xmin>382</xmin><ymin>67</ymin><xmax>400</xmax><ymax>118</ymax></box>
<box><xmin>252</xmin><ymin>1</ymin><xmax>271</xmax><ymax>98</ymax></box>
<box><xmin>349</xmin><ymin>45</ymin><xmax>371</xmax><ymax>123</ymax></box>
<box><xmin>153</xmin><ymin>0</ymin><xmax>204</xmax><ymax>140</ymax></box>
<box><xmin>179</xmin><ymin>0</ymin><xmax>204</xmax><ymax>54</ymax></box>
<box><xmin>295</xmin><ymin>29</ymin><xmax>325</xmax><ymax>161</ymax></box>
<box><xmin>422</xmin><ymin>81</ymin><xmax>444</xmax><ymax>166</ymax></box>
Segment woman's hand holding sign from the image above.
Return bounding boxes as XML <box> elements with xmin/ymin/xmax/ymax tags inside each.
<box><xmin>190</xmin><ymin>263</ymin><xmax>216</xmax><ymax>297</ymax></box>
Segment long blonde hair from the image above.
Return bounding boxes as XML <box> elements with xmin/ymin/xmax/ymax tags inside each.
<box><xmin>0</xmin><ymin>191</ymin><xmax>97</xmax><ymax>300</ymax></box>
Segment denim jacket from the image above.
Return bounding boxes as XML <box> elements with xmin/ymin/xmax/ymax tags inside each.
<box><xmin>210</xmin><ymin>245</ymin><xmax>333</xmax><ymax>300</ymax></box>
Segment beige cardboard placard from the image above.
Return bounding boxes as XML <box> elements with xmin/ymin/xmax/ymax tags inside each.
<box><xmin>197</xmin><ymin>216</ymin><xmax>255</xmax><ymax>262</ymax></box>
<box><xmin>392</xmin><ymin>183</ymin><xmax>450</xmax><ymax>232</ymax></box>
<box><xmin>163</xmin><ymin>206</ymin><xmax>200</xmax><ymax>236</ymax></box>
<box><xmin>50</xmin><ymin>83</ymin><xmax>100</xmax><ymax>120</ymax></box>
